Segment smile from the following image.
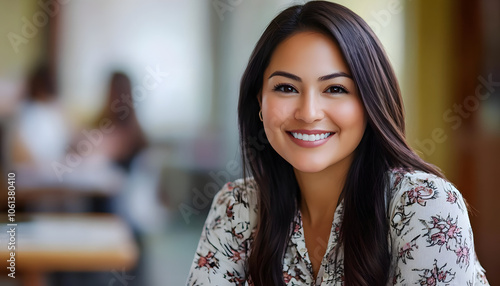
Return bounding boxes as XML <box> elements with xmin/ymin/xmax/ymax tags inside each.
<box><xmin>291</xmin><ymin>132</ymin><xmax>332</xmax><ymax>142</ymax></box>
<box><xmin>287</xmin><ymin>130</ymin><xmax>335</xmax><ymax>148</ymax></box>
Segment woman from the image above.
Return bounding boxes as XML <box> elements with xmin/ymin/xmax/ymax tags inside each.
<box><xmin>187</xmin><ymin>1</ymin><xmax>489</xmax><ymax>285</ymax></box>
<box><xmin>89</xmin><ymin>71</ymin><xmax>147</xmax><ymax>171</ymax></box>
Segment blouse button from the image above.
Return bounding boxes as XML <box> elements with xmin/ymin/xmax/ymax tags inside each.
<box><xmin>322</xmin><ymin>264</ymin><xmax>328</xmax><ymax>281</ymax></box>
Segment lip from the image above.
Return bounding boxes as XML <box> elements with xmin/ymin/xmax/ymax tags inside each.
<box><xmin>287</xmin><ymin>129</ymin><xmax>335</xmax><ymax>148</ymax></box>
<box><xmin>288</xmin><ymin>129</ymin><xmax>333</xmax><ymax>135</ymax></box>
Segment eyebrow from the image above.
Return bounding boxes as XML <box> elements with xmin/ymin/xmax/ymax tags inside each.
<box><xmin>268</xmin><ymin>70</ymin><xmax>352</xmax><ymax>82</ymax></box>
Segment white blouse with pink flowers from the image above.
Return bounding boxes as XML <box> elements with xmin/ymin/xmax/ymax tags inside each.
<box><xmin>186</xmin><ymin>169</ymin><xmax>489</xmax><ymax>285</ymax></box>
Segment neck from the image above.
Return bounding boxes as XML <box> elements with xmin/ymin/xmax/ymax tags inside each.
<box><xmin>294</xmin><ymin>154</ymin><xmax>353</xmax><ymax>226</ymax></box>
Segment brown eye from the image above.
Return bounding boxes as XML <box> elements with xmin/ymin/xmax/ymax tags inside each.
<box><xmin>325</xmin><ymin>85</ymin><xmax>348</xmax><ymax>94</ymax></box>
<box><xmin>273</xmin><ymin>84</ymin><xmax>298</xmax><ymax>93</ymax></box>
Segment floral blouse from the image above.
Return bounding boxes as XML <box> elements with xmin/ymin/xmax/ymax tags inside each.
<box><xmin>186</xmin><ymin>169</ymin><xmax>489</xmax><ymax>285</ymax></box>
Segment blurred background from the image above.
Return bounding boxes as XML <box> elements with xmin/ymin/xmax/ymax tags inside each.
<box><xmin>0</xmin><ymin>0</ymin><xmax>498</xmax><ymax>285</ymax></box>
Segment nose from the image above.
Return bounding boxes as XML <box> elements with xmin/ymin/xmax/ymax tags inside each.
<box><xmin>294</xmin><ymin>92</ymin><xmax>324</xmax><ymax>123</ymax></box>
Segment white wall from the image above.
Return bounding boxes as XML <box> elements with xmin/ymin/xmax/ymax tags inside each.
<box><xmin>58</xmin><ymin>0</ymin><xmax>214</xmax><ymax>141</ymax></box>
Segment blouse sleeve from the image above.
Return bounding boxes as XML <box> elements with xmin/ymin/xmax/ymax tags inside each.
<box><xmin>186</xmin><ymin>181</ymin><xmax>256</xmax><ymax>286</ymax></box>
<box><xmin>388</xmin><ymin>172</ymin><xmax>489</xmax><ymax>285</ymax></box>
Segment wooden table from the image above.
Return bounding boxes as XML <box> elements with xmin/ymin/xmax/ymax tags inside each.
<box><xmin>0</xmin><ymin>213</ymin><xmax>138</xmax><ymax>286</ymax></box>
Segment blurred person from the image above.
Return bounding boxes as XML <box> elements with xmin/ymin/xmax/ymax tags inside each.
<box><xmin>66</xmin><ymin>71</ymin><xmax>148</xmax><ymax>211</ymax></box>
<box><xmin>87</xmin><ymin>71</ymin><xmax>147</xmax><ymax>171</ymax></box>
<box><xmin>10</xmin><ymin>64</ymin><xmax>70</xmax><ymax>168</ymax></box>
<box><xmin>91</xmin><ymin>72</ymin><xmax>150</xmax><ymax>286</ymax></box>
<box><xmin>187</xmin><ymin>2</ymin><xmax>489</xmax><ymax>285</ymax></box>
<box><xmin>6</xmin><ymin>64</ymin><xmax>83</xmax><ymax>213</ymax></box>
<box><xmin>51</xmin><ymin>71</ymin><xmax>150</xmax><ymax>285</ymax></box>
<box><xmin>85</xmin><ymin>71</ymin><xmax>168</xmax><ymax>228</ymax></box>
<box><xmin>91</xmin><ymin>72</ymin><xmax>168</xmax><ymax>237</ymax></box>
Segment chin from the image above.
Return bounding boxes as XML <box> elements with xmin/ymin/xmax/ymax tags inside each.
<box><xmin>288</xmin><ymin>160</ymin><xmax>331</xmax><ymax>174</ymax></box>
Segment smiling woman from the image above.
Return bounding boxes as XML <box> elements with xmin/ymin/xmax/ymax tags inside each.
<box><xmin>260</xmin><ymin>31</ymin><xmax>367</xmax><ymax>279</ymax></box>
<box><xmin>186</xmin><ymin>1</ymin><xmax>489</xmax><ymax>285</ymax></box>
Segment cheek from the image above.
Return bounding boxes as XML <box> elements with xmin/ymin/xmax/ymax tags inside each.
<box><xmin>261</xmin><ymin>95</ymin><xmax>295</xmax><ymax>144</ymax></box>
<box><xmin>262</xmin><ymin>96</ymin><xmax>293</xmax><ymax>129</ymax></box>
<box><xmin>330</xmin><ymin>99</ymin><xmax>366</xmax><ymax>131</ymax></box>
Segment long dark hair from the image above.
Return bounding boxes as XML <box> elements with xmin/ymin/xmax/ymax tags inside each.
<box><xmin>238</xmin><ymin>1</ymin><xmax>443</xmax><ymax>285</ymax></box>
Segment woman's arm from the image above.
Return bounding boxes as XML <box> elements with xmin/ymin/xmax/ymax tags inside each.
<box><xmin>388</xmin><ymin>171</ymin><xmax>489</xmax><ymax>285</ymax></box>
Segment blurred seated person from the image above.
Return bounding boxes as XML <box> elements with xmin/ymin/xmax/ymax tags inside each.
<box><xmin>10</xmin><ymin>64</ymin><xmax>71</xmax><ymax>174</ymax></box>
<box><xmin>86</xmin><ymin>71</ymin><xmax>147</xmax><ymax>171</ymax></box>
<box><xmin>67</xmin><ymin>71</ymin><xmax>148</xmax><ymax>212</ymax></box>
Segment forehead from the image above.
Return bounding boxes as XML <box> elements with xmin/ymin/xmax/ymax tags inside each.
<box><xmin>264</xmin><ymin>31</ymin><xmax>351</xmax><ymax>78</ymax></box>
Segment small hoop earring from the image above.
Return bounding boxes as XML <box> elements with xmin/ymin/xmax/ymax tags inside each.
<box><xmin>259</xmin><ymin>110</ymin><xmax>263</xmax><ymax>121</ymax></box>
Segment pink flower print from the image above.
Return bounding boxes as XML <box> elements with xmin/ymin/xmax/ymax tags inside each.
<box><xmin>293</xmin><ymin>265</ymin><xmax>306</xmax><ymax>281</ymax></box>
<box><xmin>226</xmin><ymin>270</ymin><xmax>245</xmax><ymax>285</ymax></box>
<box><xmin>424</xmin><ymin>215</ymin><xmax>462</xmax><ymax>251</ymax></box>
<box><xmin>229</xmin><ymin>248</ymin><xmax>243</xmax><ymax>263</ymax></box>
<box><xmin>291</xmin><ymin>219</ymin><xmax>303</xmax><ymax>239</ymax></box>
<box><xmin>447</xmin><ymin>222</ymin><xmax>461</xmax><ymax>240</ymax></box>
<box><xmin>231</xmin><ymin>226</ymin><xmax>244</xmax><ymax>240</ymax></box>
<box><xmin>197</xmin><ymin>256</ymin><xmax>207</xmax><ymax>268</ymax></box>
<box><xmin>407</xmin><ymin>186</ymin><xmax>435</xmax><ymax>206</ymax></box>
<box><xmin>392</xmin><ymin>172</ymin><xmax>403</xmax><ymax>189</ymax></box>
<box><xmin>399</xmin><ymin>240</ymin><xmax>418</xmax><ymax>263</ymax></box>
<box><xmin>332</xmin><ymin>222</ymin><xmax>341</xmax><ymax>243</ymax></box>
<box><xmin>437</xmin><ymin>270</ymin><xmax>452</xmax><ymax>283</ymax></box>
<box><xmin>437</xmin><ymin>270</ymin><xmax>448</xmax><ymax>281</ymax></box>
<box><xmin>197</xmin><ymin>251</ymin><xmax>219</xmax><ymax>270</ymax></box>
<box><xmin>430</xmin><ymin>232</ymin><xmax>446</xmax><ymax>247</ymax></box>
<box><xmin>334</xmin><ymin>223</ymin><xmax>340</xmax><ymax>234</ymax></box>
<box><xmin>423</xmin><ymin>216</ymin><xmax>464</xmax><ymax>262</ymax></box>
<box><xmin>392</xmin><ymin>269</ymin><xmax>402</xmax><ymax>285</ymax></box>
<box><xmin>283</xmin><ymin>272</ymin><xmax>292</xmax><ymax>283</ymax></box>
<box><xmin>478</xmin><ymin>271</ymin><xmax>488</xmax><ymax>284</ymax></box>
<box><xmin>293</xmin><ymin>222</ymin><xmax>300</xmax><ymax>234</ymax></box>
<box><xmin>415</xmin><ymin>260</ymin><xmax>455</xmax><ymax>285</ymax></box>
<box><xmin>446</xmin><ymin>190</ymin><xmax>457</xmax><ymax>204</ymax></box>
<box><xmin>430</xmin><ymin>216</ymin><xmax>446</xmax><ymax>230</ymax></box>
<box><xmin>426</xmin><ymin>276</ymin><xmax>436</xmax><ymax>286</ymax></box>
<box><xmin>455</xmin><ymin>244</ymin><xmax>470</xmax><ymax>268</ymax></box>
<box><xmin>226</xmin><ymin>204</ymin><xmax>234</xmax><ymax>219</ymax></box>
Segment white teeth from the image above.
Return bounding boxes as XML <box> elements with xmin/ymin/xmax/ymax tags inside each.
<box><xmin>291</xmin><ymin>132</ymin><xmax>332</xmax><ymax>141</ymax></box>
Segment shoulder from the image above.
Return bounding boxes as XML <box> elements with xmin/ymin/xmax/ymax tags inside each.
<box><xmin>387</xmin><ymin>168</ymin><xmax>472</xmax><ymax>248</ymax></box>
<box><xmin>212</xmin><ymin>177</ymin><xmax>259</xmax><ymax>215</ymax></box>
<box><xmin>387</xmin><ymin>169</ymin><xmax>467</xmax><ymax>212</ymax></box>
<box><xmin>386</xmin><ymin>171</ymin><xmax>489</xmax><ymax>284</ymax></box>
<box><xmin>187</xmin><ymin>179</ymin><xmax>259</xmax><ymax>284</ymax></box>
<box><xmin>206</xmin><ymin>177</ymin><xmax>259</xmax><ymax>240</ymax></box>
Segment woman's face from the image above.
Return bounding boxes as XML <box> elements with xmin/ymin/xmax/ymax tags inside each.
<box><xmin>261</xmin><ymin>31</ymin><xmax>366</xmax><ymax>173</ymax></box>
